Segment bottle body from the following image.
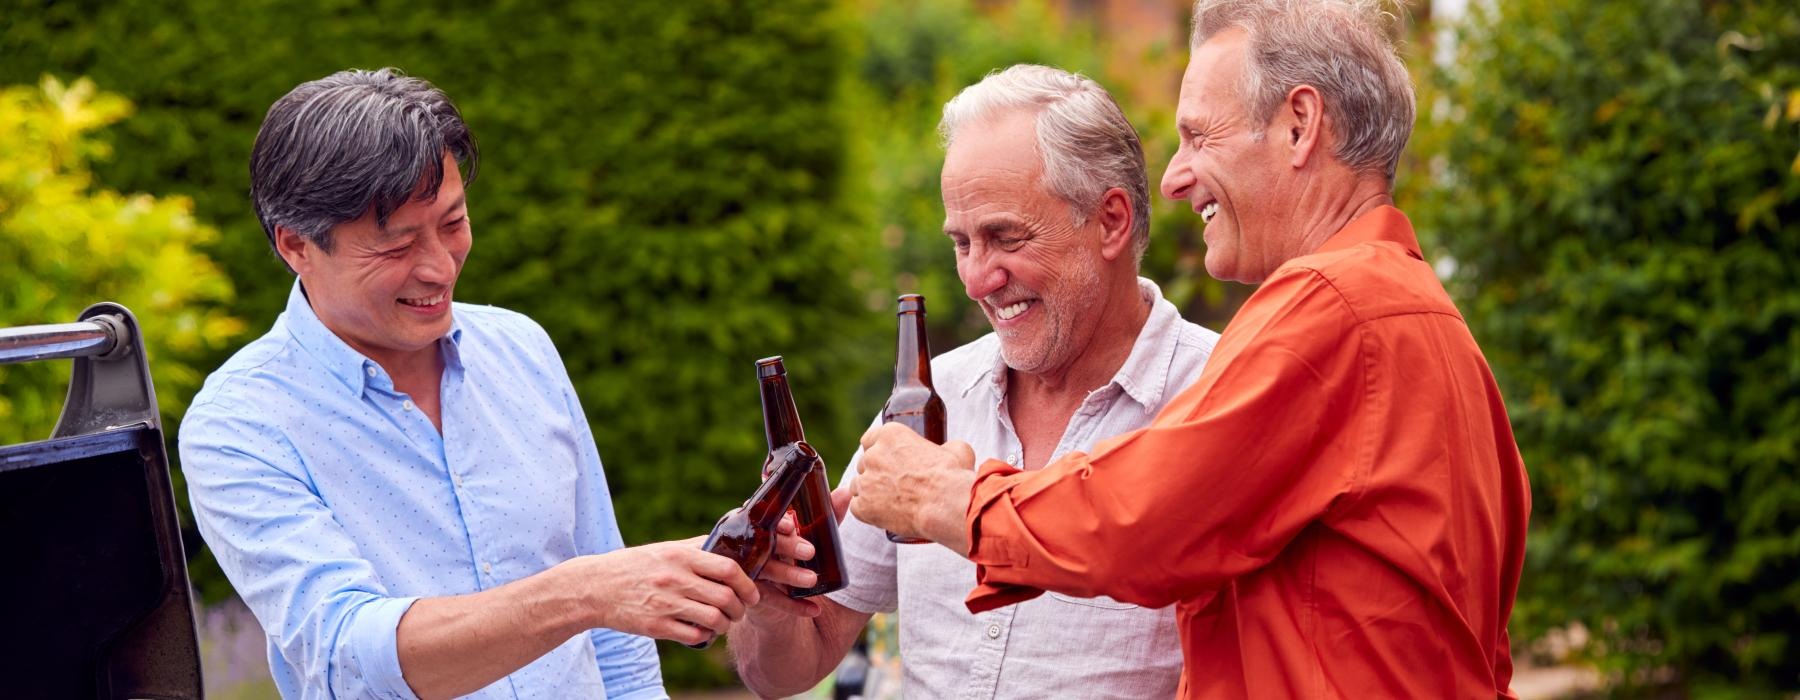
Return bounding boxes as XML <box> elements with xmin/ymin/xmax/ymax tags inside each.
<box><xmin>757</xmin><ymin>356</ymin><xmax>849</xmax><ymax>598</ymax></box>
<box><xmin>687</xmin><ymin>443</ymin><xmax>818</xmax><ymax>649</ymax></box>
<box><xmin>881</xmin><ymin>295</ymin><xmax>947</xmax><ymax>544</ymax></box>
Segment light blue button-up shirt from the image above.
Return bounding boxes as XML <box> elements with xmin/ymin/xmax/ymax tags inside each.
<box><xmin>181</xmin><ymin>282</ymin><xmax>665</xmax><ymax>700</ymax></box>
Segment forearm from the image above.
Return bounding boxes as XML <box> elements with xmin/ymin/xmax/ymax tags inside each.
<box><xmin>396</xmin><ymin>563</ymin><xmax>594</xmax><ymax>699</ymax></box>
<box><xmin>730</xmin><ymin>598</ymin><xmax>869</xmax><ymax>698</ymax></box>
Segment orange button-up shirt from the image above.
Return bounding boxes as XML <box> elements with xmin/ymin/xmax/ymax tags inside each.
<box><xmin>964</xmin><ymin>206</ymin><xmax>1530</xmax><ymax>699</ymax></box>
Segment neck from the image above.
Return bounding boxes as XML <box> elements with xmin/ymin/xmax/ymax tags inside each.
<box><xmin>1289</xmin><ymin>175</ymin><xmax>1394</xmax><ymax>260</ymax></box>
<box><xmin>1010</xmin><ymin>273</ymin><xmax>1149</xmax><ymax>399</ymax></box>
<box><xmin>366</xmin><ymin>344</ymin><xmax>445</xmax><ymax>391</ymax></box>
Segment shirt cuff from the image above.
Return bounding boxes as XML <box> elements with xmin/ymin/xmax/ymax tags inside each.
<box><xmin>347</xmin><ymin>595</ymin><xmax>421</xmax><ymax>699</ymax></box>
<box><xmin>963</xmin><ymin>459</ymin><xmax>1046</xmax><ymax>614</ymax></box>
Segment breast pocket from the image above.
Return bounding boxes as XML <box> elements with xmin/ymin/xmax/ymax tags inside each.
<box><xmin>1048</xmin><ymin>592</ymin><xmax>1141</xmax><ymax>610</ymax></box>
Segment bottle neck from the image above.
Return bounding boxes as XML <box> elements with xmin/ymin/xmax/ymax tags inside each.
<box><xmin>895</xmin><ymin>310</ymin><xmax>933</xmax><ymax>387</ymax></box>
<box><xmin>746</xmin><ymin>445</ymin><xmax>813</xmax><ymax>526</ymax></box>
<box><xmin>760</xmin><ymin>375</ymin><xmax>806</xmax><ymax>451</ymax></box>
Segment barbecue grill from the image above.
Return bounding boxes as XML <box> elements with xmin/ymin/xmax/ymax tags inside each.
<box><xmin>0</xmin><ymin>303</ymin><xmax>205</xmax><ymax>699</ymax></box>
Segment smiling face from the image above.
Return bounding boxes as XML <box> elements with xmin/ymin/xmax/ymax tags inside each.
<box><xmin>1160</xmin><ymin>28</ymin><xmax>1299</xmax><ymax>284</ymax></box>
<box><xmin>941</xmin><ymin>109</ymin><xmax>1111</xmax><ymax>375</ymax></box>
<box><xmin>277</xmin><ymin>154</ymin><xmax>471</xmax><ymax>372</ymax></box>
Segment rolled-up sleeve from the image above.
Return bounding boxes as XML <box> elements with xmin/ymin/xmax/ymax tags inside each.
<box><xmin>181</xmin><ymin>400</ymin><xmax>420</xmax><ymax>699</ymax></box>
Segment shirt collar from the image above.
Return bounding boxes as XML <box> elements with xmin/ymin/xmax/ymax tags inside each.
<box><xmin>1314</xmin><ymin>205</ymin><xmax>1422</xmax><ymax>260</ymax></box>
<box><xmin>973</xmin><ymin>276</ymin><xmax>1181</xmax><ymax>410</ymax></box>
<box><xmin>1108</xmin><ymin>277</ymin><xmax>1184</xmax><ymax>408</ymax></box>
<box><xmin>281</xmin><ymin>280</ymin><xmax>465</xmax><ymax>398</ymax></box>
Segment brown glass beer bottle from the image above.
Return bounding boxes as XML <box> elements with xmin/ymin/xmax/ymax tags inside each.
<box><xmin>757</xmin><ymin>356</ymin><xmax>848</xmax><ymax>598</ymax></box>
<box><xmin>686</xmin><ymin>442</ymin><xmax>818</xmax><ymax>649</ymax></box>
<box><xmin>880</xmin><ymin>294</ymin><xmax>948</xmax><ymax>544</ymax></box>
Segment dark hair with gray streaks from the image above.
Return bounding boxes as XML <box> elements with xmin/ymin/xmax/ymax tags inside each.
<box><xmin>250</xmin><ymin>68</ymin><xmax>477</xmax><ymax>263</ymax></box>
<box><xmin>1191</xmin><ymin>0</ymin><xmax>1415</xmax><ymax>183</ymax></box>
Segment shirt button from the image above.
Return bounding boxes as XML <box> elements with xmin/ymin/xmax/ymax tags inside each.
<box><xmin>365</xmin><ymin>366</ymin><xmax>377</xmax><ymax>377</ymax></box>
<box><xmin>402</xmin><ymin>399</ymin><xmax>415</xmax><ymax>412</ymax></box>
<box><xmin>986</xmin><ymin>623</ymin><xmax>1002</xmax><ymax>639</ymax></box>
<box><xmin>482</xmin><ymin>561</ymin><xmax>494</xmax><ymax>575</ymax></box>
<box><xmin>453</xmin><ymin>473</ymin><xmax>464</xmax><ymax>487</ymax></box>
<box><xmin>1007</xmin><ymin>453</ymin><xmax>1019</xmax><ymax>465</ymax></box>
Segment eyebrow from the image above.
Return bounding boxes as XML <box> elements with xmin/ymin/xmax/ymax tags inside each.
<box><xmin>978</xmin><ymin>219</ymin><xmax>1021</xmax><ymax>236</ymax></box>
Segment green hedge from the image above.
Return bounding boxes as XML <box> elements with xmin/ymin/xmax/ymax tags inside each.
<box><xmin>1405</xmin><ymin>0</ymin><xmax>1800</xmax><ymax>692</ymax></box>
<box><xmin>3</xmin><ymin>0</ymin><xmax>885</xmax><ymax>686</ymax></box>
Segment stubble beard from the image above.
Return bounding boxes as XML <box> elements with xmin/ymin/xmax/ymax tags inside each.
<box><xmin>996</xmin><ymin>254</ymin><xmax>1106</xmax><ymax>375</ymax></box>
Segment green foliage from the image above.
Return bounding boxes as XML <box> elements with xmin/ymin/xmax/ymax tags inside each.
<box><xmin>0</xmin><ymin>76</ymin><xmax>243</xmax><ymax>445</ymax></box>
<box><xmin>2</xmin><ymin>0</ymin><xmax>883</xmax><ymax>687</ymax></box>
<box><xmin>1405</xmin><ymin>0</ymin><xmax>1800</xmax><ymax>692</ymax></box>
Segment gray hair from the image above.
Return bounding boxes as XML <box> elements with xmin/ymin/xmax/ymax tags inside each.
<box><xmin>939</xmin><ymin>64</ymin><xmax>1152</xmax><ymax>260</ymax></box>
<box><xmin>250</xmin><ymin>68</ymin><xmax>478</xmax><ymax>261</ymax></box>
<box><xmin>1191</xmin><ymin>0</ymin><xmax>1415</xmax><ymax>182</ymax></box>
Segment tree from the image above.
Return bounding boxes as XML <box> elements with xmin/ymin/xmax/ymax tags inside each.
<box><xmin>1405</xmin><ymin>0</ymin><xmax>1800</xmax><ymax>692</ymax></box>
<box><xmin>0</xmin><ymin>75</ymin><xmax>243</xmax><ymax>446</ymax></box>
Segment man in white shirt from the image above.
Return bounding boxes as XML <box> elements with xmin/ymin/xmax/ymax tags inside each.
<box><xmin>728</xmin><ymin>64</ymin><xmax>1220</xmax><ymax>699</ymax></box>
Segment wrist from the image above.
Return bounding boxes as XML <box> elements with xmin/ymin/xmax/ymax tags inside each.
<box><xmin>545</xmin><ymin>556</ymin><xmax>614</xmax><ymax>634</ymax></box>
<box><xmin>923</xmin><ymin>469</ymin><xmax>976</xmax><ymax>555</ymax></box>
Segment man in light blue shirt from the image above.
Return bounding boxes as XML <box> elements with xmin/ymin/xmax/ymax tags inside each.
<box><xmin>182</xmin><ymin>68</ymin><xmax>807</xmax><ymax>699</ymax></box>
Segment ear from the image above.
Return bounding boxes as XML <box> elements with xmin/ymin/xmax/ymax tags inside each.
<box><xmin>273</xmin><ymin>225</ymin><xmax>319</xmax><ymax>275</ymax></box>
<box><xmin>1094</xmin><ymin>187</ymin><xmax>1135</xmax><ymax>262</ymax></box>
<box><xmin>1283</xmin><ymin>84</ymin><xmax>1327</xmax><ymax>170</ymax></box>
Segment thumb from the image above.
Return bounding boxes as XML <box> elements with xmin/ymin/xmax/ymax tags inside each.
<box><xmin>831</xmin><ymin>484</ymin><xmax>852</xmax><ymax>521</ymax></box>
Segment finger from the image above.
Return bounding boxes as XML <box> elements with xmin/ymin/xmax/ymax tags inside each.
<box><xmin>688</xmin><ymin>549</ymin><xmax>745</xmax><ymax>582</ymax></box>
<box><xmin>859</xmin><ymin>422</ymin><xmax>886</xmax><ymax>450</ymax></box>
<box><xmin>658</xmin><ymin>620</ymin><xmax>714</xmax><ymax>646</ymax></box>
<box><xmin>685</xmin><ymin>576</ymin><xmax>749</xmax><ymax>624</ymax></box>
<box><xmin>752</xmin><ymin>581</ymin><xmax>822</xmax><ymax>618</ymax></box>
<box><xmin>947</xmin><ymin>440</ymin><xmax>977</xmax><ymax>469</ymax></box>
<box><xmin>676</xmin><ymin>534</ymin><xmax>708</xmax><ymax>548</ymax></box>
<box><xmin>693</xmin><ymin>554</ymin><xmax>760</xmax><ymax>608</ymax></box>
<box><xmin>674</xmin><ymin>600</ymin><xmax>734</xmax><ymax>636</ymax></box>
<box><xmin>774</xmin><ymin>530</ymin><xmax>814</xmax><ymax>562</ymax></box>
<box><xmin>758</xmin><ymin>557</ymin><xmax>819</xmax><ymax>590</ymax></box>
<box><xmin>686</xmin><ymin>551</ymin><xmax>762</xmax><ymax>609</ymax></box>
<box><xmin>831</xmin><ymin>484</ymin><xmax>852</xmax><ymax>520</ymax></box>
<box><xmin>777</xmin><ymin>512</ymin><xmax>797</xmax><ymax>535</ymax></box>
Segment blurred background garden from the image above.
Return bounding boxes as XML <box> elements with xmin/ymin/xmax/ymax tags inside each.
<box><xmin>2</xmin><ymin>0</ymin><xmax>1796</xmax><ymax>696</ymax></box>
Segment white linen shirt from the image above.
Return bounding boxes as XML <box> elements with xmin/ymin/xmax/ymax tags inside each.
<box><xmin>831</xmin><ymin>278</ymin><xmax>1219</xmax><ymax>699</ymax></box>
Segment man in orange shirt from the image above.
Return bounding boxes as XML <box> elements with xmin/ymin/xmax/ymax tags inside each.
<box><xmin>847</xmin><ymin>0</ymin><xmax>1532</xmax><ymax>697</ymax></box>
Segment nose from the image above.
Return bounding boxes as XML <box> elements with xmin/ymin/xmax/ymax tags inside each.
<box><xmin>413</xmin><ymin>231</ymin><xmax>458</xmax><ymax>285</ymax></box>
<box><xmin>1161</xmin><ymin>150</ymin><xmax>1194</xmax><ymax>202</ymax></box>
<box><xmin>959</xmin><ymin>244</ymin><xmax>1008</xmax><ymax>302</ymax></box>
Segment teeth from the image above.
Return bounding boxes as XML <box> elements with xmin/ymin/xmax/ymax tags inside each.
<box><xmin>996</xmin><ymin>301</ymin><xmax>1030</xmax><ymax>320</ymax></box>
<box><xmin>1201</xmin><ymin>202</ymin><xmax>1219</xmax><ymax>223</ymax></box>
<box><xmin>400</xmin><ymin>293</ymin><xmax>445</xmax><ymax>307</ymax></box>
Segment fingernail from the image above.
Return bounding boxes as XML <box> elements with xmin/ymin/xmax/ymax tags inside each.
<box><xmin>800</xmin><ymin>542</ymin><xmax>815</xmax><ymax>558</ymax></box>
